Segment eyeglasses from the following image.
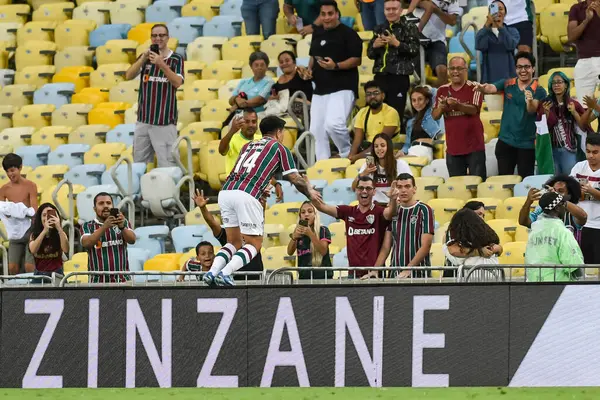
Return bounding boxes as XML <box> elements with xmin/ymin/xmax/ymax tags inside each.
<box><xmin>356</xmin><ymin>186</ymin><xmax>374</xmax><ymax>192</ymax></box>
<box><xmin>365</xmin><ymin>91</ymin><xmax>382</xmax><ymax>97</ymax></box>
<box><xmin>516</xmin><ymin>65</ymin><xmax>532</xmax><ymax>70</ymax></box>
<box><xmin>448</xmin><ymin>67</ymin><xmax>466</xmax><ymax>72</ymax></box>
<box><xmin>552</xmin><ymin>80</ymin><xmax>565</xmax><ymax>85</ymax></box>
<box><xmin>151</xmin><ymin>33</ymin><xmax>168</xmax><ymax>38</ymax></box>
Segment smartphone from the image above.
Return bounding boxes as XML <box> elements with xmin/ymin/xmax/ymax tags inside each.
<box><xmin>46</xmin><ymin>209</ymin><xmax>56</xmax><ymax>219</ymax></box>
<box><xmin>366</xmin><ymin>155</ymin><xmax>375</xmax><ymax>166</ymax></box>
<box><xmin>382</xmin><ymin>30</ymin><xmax>391</xmax><ymax>36</ymax></box>
<box><xmin>489</xmin><ymin>2</ymin><xmax>499</xmax><ymax>16</ymax></box>
<box><xmin>295</xmin><ymin>17</ymin><xmax>304</xmax><ymax>31</ymax></box>
<box><xmin>299</xmin><ymin>219</ymin><xmax>309</xmax><ymax>227</ymax></box>
<box><xmin>110</xmin><ymin>208</ymin><xmax>120</xmax><ymax>218</ymax></box>
<box><xmin>150</xmin><ymin>44</ymin><xmax>159</xmax><ymax>54</ymax></box>
<box><xmin>314</xmin><ymin>56</ymin><xmax>324</xmax><ymax>62</ymax></box>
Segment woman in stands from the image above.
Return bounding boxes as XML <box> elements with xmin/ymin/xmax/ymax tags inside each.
<box><xmin>353</xmin><ymin>133</ymin><xmax>411</xmax><ymax>206</ymax></box>
<box><xmin>269</xmin><ymin>51</ymin><xmax>313</xmax><ymax>120</ymax></box>
<box><xmin>228</xmin><ymin>51</ymin><xmax>274</xmax><ymax>114</ymax></box>
<box><xmin>475</xmin><ymin>0</ymin><xmax>520</xmax><ymax>84</ymax></box>
<box><xmin>400</xmin><ymin>86</ymin><xmax>442</xmax><ymax>158</ymax></box>
<box><xmin>28</xmin><ymin>203</ymin><xmax>68</xmax><ymax>279</ymax></box>
<box><xmin>538</xmin><ymin>71</ymin><xmax>591</xmax><ymax>175</ymax></box>
<box><xmin>287</xmin><ymin>201</ymin><xmax>332</xmax><ymax>280</ymax></box>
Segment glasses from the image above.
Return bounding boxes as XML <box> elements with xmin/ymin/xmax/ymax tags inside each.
<box><xmin>365</xmin><ymin>91</ymin><xmax>382</xmax><ymax>97</ymax></box>
<box><xmin>151</xmin><ymin>33</ymin><xmax>168</xmax><ymax>38</ymax></box>
<box><xmin>516</xmin><ymin>65</ymin><xmax>532</xmax><ymax>70</ymax></box>
<box><xmin>448</xmin><ymin>67</ymin><xmax>466</xmax><ymax>72</ymax></box>
<box><xmin>552</xmin><ymin>80</ymin><xmax>565</xmax><ymax>85</ymax></box>
<box><xmin>356</xmin><ymin>186</ymin><xmax>374</xmax><ymax>192</ymax></box>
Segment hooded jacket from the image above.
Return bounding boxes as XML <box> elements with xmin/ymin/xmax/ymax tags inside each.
<box><xmin>367</xmin><ymin>18</ymin><xmax>420</xmax><ymax>76</ymax></box>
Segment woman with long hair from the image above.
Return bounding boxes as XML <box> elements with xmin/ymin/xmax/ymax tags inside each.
<box><xmin>268</xmin><ymin>50</ymin><xmax>313</xmax><ymax>120</ymax></box>
<box><xmin>28</xmin><ymin>203</ymin><xmax>68</xmax><ymax>277</ymax></box>
<box><xmin>537</xmin><ymin>71</ymin><xmax>590</xmax><ymax>174</ymax></box>
<box><xmin>287</xmin><ymin>201</ymin><xmax>332</xmax><ymax>280</ymax></box>
<box><xmin>353</xmin><ymin>133</ymin><xmax>411</xmax><ymax>205</ymax></box>
<box><xmin>400</xmin><ymin>86</ymin><xmax>442</xmax><ymax>157</ymax></box>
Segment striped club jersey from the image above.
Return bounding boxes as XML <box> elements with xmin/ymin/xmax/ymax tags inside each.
<box><xmin>136</xmin><ymin>50</ymin><xmax>184</xmax><ymax>126</ymax></box>
<box><xmin>80</xmin><ymin>218</ymin><xmax>132</xmax><ymax>283</ymax></box>
<box><xmin>223</xmin><ymin>136</ymin><xmax>298</xmax><ymax>200</ymax></box>
<box><xmin>389</xmin><ymin>201</ymin><xmax>435</xmax><ymax>267</ymax></box>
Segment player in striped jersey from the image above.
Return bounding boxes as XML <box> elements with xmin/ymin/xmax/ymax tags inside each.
<box><xmin>205</xmin><ymin>116</ymin><xmax>321</xmax><ymax>286</ymax></box>
<box><xmin>80</xmin><ymin>192</ymin><xmax>136</xmax><ymax>283</ymax></box>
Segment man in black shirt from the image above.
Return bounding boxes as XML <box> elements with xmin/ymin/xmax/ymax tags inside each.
<box><xmin>308</xmin><ymin>0</ymin><xmax>363</xmax><ymax>161</ymax></box>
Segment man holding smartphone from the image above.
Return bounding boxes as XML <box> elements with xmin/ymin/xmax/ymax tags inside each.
<box><xmin>125</xmin><ymin>24</ymin><xmax>184</xmax><ymax>168</ymax></box>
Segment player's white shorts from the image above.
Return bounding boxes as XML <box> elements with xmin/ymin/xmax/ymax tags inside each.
<box><xmin>218</xmin><ymin>189</ymin><xmax>264</xmax><ymax>235</ymax></box>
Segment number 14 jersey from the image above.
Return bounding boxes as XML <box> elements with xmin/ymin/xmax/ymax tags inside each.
<box><xmin>223</xmin><ymin>137</ymin><xmax>298</xmax><ymax>200</ymax></box>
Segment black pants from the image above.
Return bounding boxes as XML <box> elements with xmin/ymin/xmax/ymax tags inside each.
<box><xmin>446</xmin><ymin>151</ymin><xmax>487</xmax><ymax>180</ymax></box>
<box><xmin>374</xmin><ymin>73</ymin><xmax>410</xmax><ymax>125</ymax></box>
<box><xmin>581</xmin><ymin>227</ymin><xmax>600</xmax><ymax>265</ymax></box>
<box><xmin>495</xmin><ymin>139</ymin><xmax>535</xmax><ymax>178</ymax></box>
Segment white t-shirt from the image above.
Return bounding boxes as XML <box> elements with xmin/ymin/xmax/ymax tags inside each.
<box><xmin>359</xmin><ymin>159</ymin><xmax>412</xmax><ymax>204</ymax></box>
<box><xmin>570</xmin><ymin>161</ymin><xmax>600</xmax><ymax>229</ymax></box>
<box><xmin>487</xmin><ymin>0</ymin><xmax>529</xmax><ymax>26</ymax></box>
<box><xmin>414</xmin><ymin>0</ymin><xmax>463</xmax><ymax>43</ymax></box>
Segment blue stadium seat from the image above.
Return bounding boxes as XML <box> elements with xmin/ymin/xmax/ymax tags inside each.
<box><xmin>203</xmin><ymin>15</ymin><xmax>243</xmax><ymax>38</ymax></box>
<box><xmin>33</xmin><ymin>83</ymin><xmax>75</xmax><ymax>107</ymax></box>
<box><xmin>323</xmin><ymin>179</ymin><xmax>355</xmax><ymax>204</ymax></box>
<box><xmin>219</xmin><ymin>0</ymin><xmax>242</xmax><ymax>17</ymax></box>
<box><xmin>134</xmin><ymin>225</ymin><xmax>170</xmax><ymax>253</ymax></box>
<box><xmin>65</xmin><ymin>163</ymin><xmax>106</xmax><ymax>187</ymax></box>
<box><xmin>131</xmin><ymin>162</ymin><xmax>147</xmax><ymax>178</ymax></box>
<box><xmin>89</xmin><ymin>24</ymin><xmax>132</xmax><ymax>48</ymax></box>
<box><xmin>48</xmin><ymin>144</ymin><xmax>91</xmax><ymax>168</ymax></box>
<box><xmin>522</xmin><ymin>174</ymin><xmax>553</xmax><ymax>189</ymax></box>
<box><xmin>129</xmin><ymin>238</ymin><xmax>163</xmax><ymax>259</ymax></box>
<box><xmin>172</xmin><ymin>225</ymin><xmax>209</xmax><ymax>253</ymax></box>
<box><xmin>448</xmin><ymin>32</ymin><xmax>476</xmax><ymax>71</ymax></box>
<box><xmin>101</xmin><ymin>164</ymin><xmax>142</xmax><ymax>196</ymax></box>
<box><xmin>202</xmin><ymin>231</ymin><xmax>223</xmax><ymax>247</ymax></box>
<box><xmin>16</xmin><ymin>145</ymin><xmax>51</xmax><ymax>169</ymax></box>
<box><xmin>513</xmin><ymin>182</ymin><xmax>529</xmax><ymax>197</ymax></box>
<box><xmin>340</xmin><ymin>17</ymin><xmax>355</xmax><ymax>29</ymax></box>
<box><xmin>128</xmin><ymin>247</ymin><xmax>150</xmax><ymax>272</ymax></box>
<box><xmin>145</xmin><ymin>1</ymin><xmax>183</xmax><ymax>24</ymax></box>
<box><xmin>319</xmin><ymin>201</ymin><xmax>340</xmax><ymax>227</ymax></box>
<box><xmin>332</xmin><ymin>247</ymin><xmax>348</xmax><ymax>268</ymax></box>
<box><xmin>168</xmin><ymin>17</ymin><xmax>206</xmax><ymax>56</ymax></box>
<box><xmin>106</xmin><ymin>123</ymin><xmax>136</xmax><ymax>146</ymax></box>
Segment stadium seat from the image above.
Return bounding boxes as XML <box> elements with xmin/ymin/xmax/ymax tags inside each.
<box><xmin>199</xmin><ymin>99</ymin><xmax>230</xmax><ymax>123</ymax></box>
<box><xmin>84</xmin><ymin>142</ymin><xmax>127</xmax><ymax>167</ymax></box>
<box><xmin>52</xmin><ymin>65</ymin><xmax>94</xmax><ymax>93</ymax></box>
<box><xmin>539</xmin><ymin>4</ymin><xmax>572</xmax><ymax>53</ymax></box>
<box><xmin>486</xmin><ymin>219</ymin><xmax>518</xmax><ymax>245</ymax></box>
<box><xmin>479</xmin><ymin>111</ymin><xmax>502</xmax><ymax>139</ymax></box>
<box><xmin>186</xmin><ymin>36</ymin><xmax>228</xmax><ymax>64</ymax></box>
<box><xmin>323</xmin><ymin>179</ymin><xmax>355</xmax><ymax>204</ymax></box>
<box><xmin>109</xmin><ymin>80</ymin><xmax>139</xmax><ymax>105</ymax></box>
<box><xmin>29</xmin><ymin>164</ymin><xmax>69</xmax><ymax>194</ymax></box>
<box><xmin>183</xmin><ymin>79</ymin><xmax>221</xmax><ymax>102</ymax></box>
<box><xmin>0</xmin><ymin>4</ymin><xmax>31</xmax><ymax>24</ymax></box>
<box><xmin>203</xmin><ymin>15</ymin><xmax>242</xmax><ymax>38</ymax></box>
<box><xmin>0</xmin><ymin>126</ymin><xmax>34</xmax><ymax>149</ymax></box>
<box><xmin>0</xmin><ymin>84</ymin><xmax>35</xmax><ymax>107</ymax></box>
<box><xmin>263</xmin><ymin>223</ymin><xmax>285</xmax><ymax>248</ymax></box>
<box><xmin>477</xmin><ymin>182</ymin><xmax>514</xmax><ymax>201</ymax></box>
<box><xmin>468</xmin><ymin>197</ymin><xmax>503</xmax><ymax>220</ymax></box>
<box><xmin>128</xmin><ymin>247</ymin><xmax>150</xmax><ymax>272</ymax></box>
<box><xmin>106</xmin><ymin>123</ymin><xmax>135</xmax><ymax>146</ymax></box>
<box><xmin>181</xmin><ymin>0</ymin><xmax>219</xmax><ymax>20</ymax></box>
<box><xmin>126</xmin><ymin>22</ymin><xmax>156</xmax><ymax>45</ymax></box>
<box><xmin>128</xmin><ymin>239</ymin><xmax>162</xmax><ymax>261</ymax></box>
<box><xmin>420</xmin><ymin>159</ymin><xmax>450</xmax><ymax>180</ymax></box>
<box><xmin>55</xmin><ymin>20</ymin><xmax>96</xmax><ymax>50</ymax></box>
<box><xmin>109</xmin><ymin>2</ymin><xmax>144</xmax><ymax>26</ymax></box>
<box><xmin>32</xmin><ymin>125</ymin><xmax>72</xmax><ymax>150</ymax></box>
<box><xmin>64</xmin><ymin>162</ymin><xmax>105</xmax><ymax>187</ymax></box>
<box><xmin>52</xmin><ymin>103</ymin><xmax>92</xmax><ymax>128</ymax></box>
<box><xmin>265</xmin><ymin>202</ymin><xmax>302</xmax><ymax>228</ymax></box>
<box><xmin>72</xmin><ymin>1</ymin><xmax>111</xmax><ymax>27</ymax></box>
<box><xmin>68</xmin><ymin>123</ymin><xmax>110</xmax><ymax>146</ymax></box>
<box><xmin>101</xmin><ymin>162</ymin><xmax>145</xmax><ymax>196</ymax></box>
<box><xmin>139</xmin><ymin>167</ymin><xmax>188</xmax><ymax>218</ymax></box>
<box><xmin>203</xmin><ymin>60</ymin><xmax>243</xmax><ymax>81</ymax></box>
<box><xmin>40</xmin><ymin>182</ymin><xmax>86</xmax><ymax>220</ymax></box>
<box><xmin>168</xmin><ymin>17</ymin><xmax>205</xmax><ymax>56</ymax></box>
<box><xmin>75</xmin><ymin>183</ymin><xmax>118</xmax><ymax>222</ymax></box>
<box><xmin>96</xmin><ymin>39</ymin><xmax>138</xmax><ymax>65</ymax></box>
<box><xmin>415</xmin><ymin>176</ymin><xmax>444</xmax><ymax>203</ymax></box>
<box><xmin>16</xmin><ymin>145</ymin><xmax>51</xmax><ymax>169</ymax></box>
<box><xmin>0</xmin><ymin>104</ymin><xmax>16</xmax><ymax>131</ymax></box>
<box><xmin>221</xmin><ymin>39</ymin><xmax>254</xmax><ymax>63</ymax></box>
<box><xmin>48</xmin><ymin>143</ymin><xmax>89</xmax><ymax>168</ymax></box>
<box><xmin>260</xmin><ymin>36</ymin><xmax>295</xmax><ymax>65</ymax></box>
<box><xmin>31</xmin><ymin>2</ymin><xmax>74</xmax><ymax>22</ymax></box>
<box><xmin>513</xmin><ymin>182</ymin><xmax>530</xmax><ymax>197</ymax></box>
<box><xmin>89</xmin><ymin>63</ymin><xmax>129</xmax><ymax>89</ymax></box>
<box><xmin>15</xmin><ymin>66</ymin><xmax>56</xmax><ymax>89</ymax></box>
<box><xmin>427</xmin><ymin>198</ymin><xmax>465</xmax><ymax>225</ymax></box>
<box><xmin>88</xmin><ymin>101</ymin><xmax>130</xmax><ymax>128</ymax></box>
<box><xmin>262</xmin><ymin>245</ymin><xmax>296</xmax><ymax>271</ymax></box>
<box><xmin>33</xmin><ymin>83</ymin><xmax>75</xmax><ymax>107</ymax></box>
<box><xmin>178</xmin><ymin>99</ymin><xmax>203</xmax><ymax>126</ymax></box>
<box><xmin>327</xmin><ymin>221</ymin><xmax>346</xmax><ymax>250</ymax></box>
<box><xmin>486</xmin><ymin>175</ymin><xmax>522</xmax><ymax>186</ymax></box>
<box><xmin>72</xmin><ymin>87</ymin><xmax>109</xmax><ymax>105</ymax></box>
<box><xmin>436</xmin><ymin>182</ymin><xmax>475</xmax><ymax>202</ymax></box>
<box><xmin>12</xmin><ymin>104</ymin><xmax>55</xmax><ymax>129</ymax></box>
<box><xmin>217</xmin><ymin>79</ymin><xmax>240</xmax><ymax>101</ymax></box>
<box><xmin>89</xmin><ymin>23</ymin><xmax>131</xmax><ymax>48</ymax></box>
<box><xmin>496</xmin><ymin>196</ymin><xmax>527</xmax><ymax>220</ymax></box>
<box><xmin>521</xmin><ymin>174</ymin><xmax>552</xmax><ymax>190</ymax></box>
<box><xmin>16</xmin><ymin>21</ymin><xmax>56</xmax><ymax>46</ymax></box>
<box><xmin>197</xmin><ymin>139</ymin><xmax>225</xmax><ymax>189</ymax></box>
<box><xmin>306</xmin><ymin>159</ymin><xmax>351</xmax><ymax>184</ymax></box>
<box><xmin>500</xmin><ymin>241</ymin><xmax>526</xmax><ymax>278</ymax></box>
<box><xmin>180</xmin><ymin>121</ymin><xmax>220</xmax><ymax>143</ymax></box>
<box><xmin>15</xmin><ymin>40</ymin><xmax>57</xmax><ymax>71</ymax></box>
<box><xmin>63</xmin><ymin>254</ymin><xmax>89</xmax><ymax>283</ymax></box>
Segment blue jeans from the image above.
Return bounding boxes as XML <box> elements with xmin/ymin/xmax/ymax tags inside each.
<box><xmin>360</xmin><ymin>0</ymin><xmax>385</xmax><ymax>31</ymax></box>
<box><xmin>242</xmin><ymin>0</ymin><xmax>279</xmax><ymax>39</ymax></box>
<box><xmin>553</xmin><ymin>147</ymin><xmax>577</xmax><ymax>175</ymax></box>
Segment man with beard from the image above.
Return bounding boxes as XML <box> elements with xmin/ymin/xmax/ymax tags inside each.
<box><xmin>349</xmin><ymin>81</ymin><xmax>401</xmax><ymax>162</ymax></box>
<box><xmin>219</xmin><ymin>108</ymin><xmax>261</xmax><ymax>175</ymax></box>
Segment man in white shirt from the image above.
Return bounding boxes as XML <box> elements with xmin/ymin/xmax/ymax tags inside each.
<box><xmin>570</xmin><ymin>134</ymin><xmax>600</xmax><ymax>264</ymax></box>
<box><xmin>414</xmin><ymin>0</ymin><xmax>462</xmax><ymax>87</ymax></box>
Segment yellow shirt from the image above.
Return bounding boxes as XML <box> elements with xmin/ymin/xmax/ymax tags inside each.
<box><xmin>353</xmin><ymin>103</ymin><xmax>400</xmax><ymax>142</ymax></box>
<box><xmin>225</xmin><ymin>131</ymin><xmax>262</xmax><ymax>174</ymax></box>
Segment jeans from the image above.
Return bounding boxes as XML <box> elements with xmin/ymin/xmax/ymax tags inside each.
<box><xmin>552</xmin><ymin>147</ymin><xmax>577</xmax><ymax>175</ymax></box>
<box><xmin>241</xmin><ymin>0</ymin><xmax>279</xmax><ymax>39</ymax></box>
<box><xmin>446</xmin><ymin>151</ymin><xmax>487</xmax><ymax>180</ymax></box>
<box><xmin>359</xmin><ymin>0</ymin><xmax>385</xmax><ymax>31</ymax></box>
<box><xmin>33</xmin><ymin>267</ymin><xmax>64</xmax><ymax>284</ymax></box>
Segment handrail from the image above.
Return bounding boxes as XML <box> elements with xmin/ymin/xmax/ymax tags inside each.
<box><xmin>0</xmin><ymin>227</ymin><xmax>7</xmax><ymax>275</ymax></box>
<box><xmin>52</xmin><ymin>179</ymin><xmax>75</xmax><ymax>259</ymax></box>
<box><xmin>111</xmin><ymin>155</ymin><xmax>135</xmax><ymax>229</ymax></box>
<box><xmin>171</xmin><ymin>135</ymin><xmax>195</xmax><ymax>213</ymax></box>
<box><xmin>293</xmin><ymin>131</ymin><xmax>316</xmax><ymax>169</ymax></box>
<box><xmin>459</xmin><ymin>22</ymin><xmax>481</xmax><ymax>83</ymax></box>
<box><xmin>287</xmin><ymin>90</ymin><xmax>309</xmax><ymax>132</ymax></box>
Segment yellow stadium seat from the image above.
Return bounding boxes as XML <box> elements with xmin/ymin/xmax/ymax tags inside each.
<box><xmin>262</xmin><ymin>245</ymin><xmax>296</xmax><ymax>271</ymax></box>
<box><xmin>63</xmin><ymin>254</ymin><xmax>88</xmax><ymax>283</ymax></box>
<box><xmin>436</xmin><ymin>182</ymin><xmax>475</xmax><ymax>201</ymax></box>
<box><xmin>467</xmin><ymin>197</ymin><xmax>503</xmax><ymax>220</ymax></box>
<box><xmin>328</xmin><ymin>221</ymin><xmax>346</xmax><ymax>250</ymax></box>
<box><xmin>198</xmin><ymin>140</ymin><xmax>225</xmax><ymax>189</ymax></box>
<box><xmin>539</xmin><ymin>4</ymin><xmax>572</xmax><ymax>53</ymax></box>
<box><xmin>40</xmin><ymin>182</ymin><xmax>85</xmax><ymax>219</ymax></box>
<box><xmin>52</xmin><ymin>103</ymin><xmax>92</xmax><ymax>127</ymax></box>
<box><xmin>16</xmin><ymin>21</ymin><xmax>56</xmax><ymax>45</ymax></box>
<box><xmin>260</xmin><ymin>37</ymin><xmax>295</xmax><ymax>66</ymax></box>
<box><xmin>427</xmin><ymin>198</ymin><xmax>465</xmax><ymax>225</ymax></box>
<box><xmin>217</xmin><ymin>79</ymin><xmax>240</xmax><ymax>101</ymax></box>
<box><xmin>72</xmin><ymin>1</ymin><xmax>110</xmax><ymax>27</ymax></box>
<box><xmin>96</xmin><ymin>39</ymin><xmax>138</xmax><ymax>66</ymax></box>
<box><xmin>109</xmin><ymin>80</ymin><xmax>139</xmax><ymax>104</ymax></box>
<box><xmin>181</xmin><ymin>0</ymin><xmax>219</xmax><ymax>20</ymax></box>
<box><xmin>15</xmin><ymin>65</ymin><xmax>56</xmax><ymax>89</ymax></box>
<box><xmin>221</xmin><ymin>40</ymin><xmax>255</xmax><ymax>63</ymax></box>
<box><xmin>479</xmin><ymin>111</ymin><xmax>502</xmax><ymax>139</ymax></box>
<box><xmin>296</xmin><ymin>36</ymin><xmax>310</xmax><ymax>58</ymax></box>
<box><xmin>477</xmin><ymin>182</ymin><xmax>513</xmax><ymax>201</ymax></box>
<box><xmin>337</xmin><ymin>0</ymin><xmax>359</xmax><ymax>19</ymax></box>
<box><xmin>68</xmin><ymin>123</ymin><xmax>110</xmax><ymax>145</ymax></box>
<box><xmin>357</xmin><ymin>31</ymin><xmax>372</xmax><ymax>57</ymax></box>
<box><xmin>89</xmin><ymin>63</ymin><xmax>129</xmax><ymax>89</ymax></box>
<box><xmin>87</xmin><ymin>102</ymin><xmax>130</xmax><ymax>128</ymax></box>
<box><xmin>52</xmin><ymin>65</ymin><xmax>94</xmax><ymax>93</ymax></box>
<box><xmin>0</xmin><ymin>84</ymin><xmax>35</xmax><ymax>107</ymax></box>
<box><xmin>461</xmin><ymin>6</ymin><xmax>488</xmax><ymax>28</ymax></box>
<box><xmin>109</xmin><ymin>0</ymin><xmax>145</xmax><ymax>26</ymax></box>
<box><xmin>202</xmin><ymin>60</ymin><xmax>243</xmax><ymax>81</ymax></box>
<box><xmin>0</xmin><ymin>105</ymin><xmax>17</xmax><ymax>131</ymax></box>
<box><xmin>200</xmin><ymin>99</ymin><xmax>230</xmax><ymax>123</ymax></box>
<box><xmin>71</xmin><ymin>87</ymin><xmax>109</xmax><ymax>105</ymax></box>
<box><xmin>144</xmin><ymin>257</ymin><xmax>179</xmax><ymax>272</ymax></box>
<box><xmin>265</xmin><ymin>202</ymin><xmax>302</xmax><ymax>228</ymax></box>
<box><xmin>180</xmin><ymin>121</ymin><xmax>221</xmax><ymax>143</ymax></box>
<box><xmin>415</xmin><ymin>176</ymin><xmax>444</xmax><ymax>203</ymax></box>
<box><xmin>12</xmin><ymin>104</ymin><xmax>54</xmax><ymax>129</ymax></box>
<box><xmin>183</xmin><ymin>60</ymin><xmax>206</xmax><ymax>82</ymax></box>
<box><xmin>358</xmin><ymin>57</ymin><xmax>374</xmax><ymax>75</ymax></box>
<box><xmin>486</xmin><ymin>219</ymin><xmax>517</xmax><ymax>245</ymax></box>
<box><xmin>500</xmin><ymin>241</ymin><xmax>527</xmax><ymax>278</ymax></box>
<box><xmin>183</xmin><ymin>79</ymin><xmax>222</xmax><ymax>102</ymax></box>
<box><xmin>84</xmin><ymin>142</ymin><xmax>127</xmax><ymax>167</ymax></box>
<box><xmin>446</xmin><ymin>175</ymin><xmax>482</xmax><ymax>187</ymax></box>
<box><xmin>486</xmin><ymin>175</ymin><xmax>522</xmax><ymax>186</ymax></box>
<box><xmin>124</xmin><ymin>103</ymin><xmax>137</xmax><ymax>124</ymax></box>
<box><xmin>177</xmin><ymin>99</ymin><xmax>203</xmax><ymax>126</ymax></box>
<box><xmin>306</xmin><ymin>159</ymin><xmax>351</xmax><ymax>184</ymax></box>
<box><xmin>32</xmin><ymin>2</ymin><xmax>74</xmax><ymax>22</ymax></box>
<box><xmin>29</xmin><ymin>164</ymin><xmax>69</xmax><ymax>194</ymax></box>
<box><xmin>54</xmin><ymin>19</ymin><xmax>95</xmax><ymax>50</ymax></box>
<box><xmin>496</xmin><ymin>196</ymin><xmax>527</xmax><ymax>220</ymax></box>
<box><xmin>515</xmin><ymin>225</ymin><xmax>529</xmax><ymax>242</ymax></box>
<box><xmin>32</xmin><ymin>125</ymin><xmax>72</xmax><ymax>150</ymax></box>
<box><xmin>344</xmin><ymin>159</ymin><xmax>366</xmax><ymax>180</ymax></box>
<box><xmin>0</xmin><ymin>43</ymin><xmax>8</xmax><ymax>69</ymax></box>
<box><xmin>185</xmin><ymin>206</ymin><xmax>207</xmax><ymax>226</ymax></box>
<box><xmin>0</xmin><ymin>21</ymin><xmax>21</xmax><ymax>48</ymax></box>
<box><xmin>433</xmin><ymin>222</ymin><xmax>449</xmax><ymax>244</ymax></box>
<box><xmin>0</xmin><ymin>4</ymin><xmax>31</xmax><ymax>24</ymax></box>
<box><xmin>186</xmin><ymin>36</ymin><xmax>228</xmax><ymax>64</ymax></box>
<box><xmin>0</xmin><ymin>126</ymin><xmax>33</xmax><ymax>149</ymax></box>
<box><xmin>126</xmin><ymin>22</ymin><xmax>155</xmax><ymax>45</ymax></box>
<box><xmin>263</xmin><ymin>223</ymin><xmax>285</xmax><ymax>248</ymax></box>
<box><xmin>15</xmin><ymin>40</ymin><xmax>57</xmax><ymax>71</ymax></box>
<box><xmin>135</xmin><ymin>38</ymin><xmax>179</xmax><ymax>58</ymax></box>
<box><xmin>356</xmin><ymin>73</ymin><xmax>374</xmax><ymax>108</ymax></box>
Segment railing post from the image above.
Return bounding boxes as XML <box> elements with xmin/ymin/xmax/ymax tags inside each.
<box><xmin>459</xmin><ymin>22</ymin><xmax>481</xmax><ymax>83</ymax></box>
<box><xmin>110</xmin><ymin>155</ymin><xmax>136</xmax><ymax>229</ymax></box>
<box><xmin>171</xmin><ymin>135</ymin><xmax>195</xmax><ymax>214</ymax></box>
<box><xmin>52</xmin><ymin>179</ymin><xmax>75</xmax><ymax>259</ymax></box>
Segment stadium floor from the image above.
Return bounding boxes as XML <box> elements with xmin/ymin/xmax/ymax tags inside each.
<box><xmin>3</xmin><ymin>388</ymin><xmax>600</xmax><ymax>399</ymax></box>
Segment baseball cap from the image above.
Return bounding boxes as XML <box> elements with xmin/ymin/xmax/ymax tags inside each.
<box><xmin>260</xmin><ymin>116</ymin><xmax>286</xmax><ymax>136</ymax></box>
<box><xmin>539</xmin><ymin>191</ymin><xmax>565</xmax><ymax>212</ymax></box>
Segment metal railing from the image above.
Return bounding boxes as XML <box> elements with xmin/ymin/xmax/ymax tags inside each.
<box><xmin>171</xmin><ymin>135</ymin><xmax>196</xmax><ymax>213</ymax></box>
<box><xmin>0</xmin><ymin>228</ymin><xmax>7</xmax><ymax>276</ymax></box>
<box><xmin>287</xmin><ymin>90</ymin><xmax>310</xmax><ymax>132</ymax></box>
<box><xmin>459</xmin><ymin>22</ymin><xmax>481</xmax><ymax>83</ymax></box>
<box><xmin>111</xmin><ymin>156</ymin><xmax>136</xmax><ymax>229</ymax></box>
<box><xmin>290</xmin><ymin>90</ymin><xmax>316</xmax><ymax>169</ymax></box>
<box><xmin>52</xmin><ymin>179</ymin><xmax>75</xmax><ymax>259</ymax></box>
<box><xmin>0</xmin><ymin>274</ymin><xmax>55</xmax><ymax>286</ymax></box>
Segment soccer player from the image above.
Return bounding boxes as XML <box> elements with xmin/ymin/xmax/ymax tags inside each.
<box><xmin>204</xmin><ymin>116</ymin><xmax>321</xmax><ymax>286</ymax></box>
<box><xmin>313</xmin><ymin>175</ymin><xmax>397</xmax><ymax>278</ymax></box>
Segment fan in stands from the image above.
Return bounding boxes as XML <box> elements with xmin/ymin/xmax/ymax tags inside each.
<box><xmin>203</xmin><ymin>116</ymin><xmax>321</xmax><ymax>287</ymax></box>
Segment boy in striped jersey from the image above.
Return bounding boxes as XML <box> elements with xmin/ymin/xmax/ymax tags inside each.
<box><xmin>375</xmin><ymin>173</ymin><xmax>434</xmax><ymax>278</ymax></box>
<box><xmin>80</xmin><ymin>192</ymin><xmax>136</xmax><ymax>283</ymax></box>
<box><xmin>205</xmin><ymin>116</ymin><xmax>321</xmax><ymax>286</ymax></box>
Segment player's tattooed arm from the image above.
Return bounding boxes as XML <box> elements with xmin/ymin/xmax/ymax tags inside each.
<box><xmin>287</xmin><ymin>172</ymin><xmax>322</xmax><ymax>203</ymax></box>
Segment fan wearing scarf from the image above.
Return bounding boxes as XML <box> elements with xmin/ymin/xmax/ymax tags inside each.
<box><xmin>525</xmin><ymin>192</ymin><xmax>584</xmax><ymax>282</ymax></box>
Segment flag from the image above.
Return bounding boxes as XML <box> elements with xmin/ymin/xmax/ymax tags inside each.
<box><xmin>535</xmin><ymin>115</ymin><xmax>554</xmax><ymax>175</ymax></box>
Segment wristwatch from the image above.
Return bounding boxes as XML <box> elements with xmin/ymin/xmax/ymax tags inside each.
<box><xmin>334</xmin><ymin>62</ymin><xmax>340</xmax><ymax>70</ymax></box>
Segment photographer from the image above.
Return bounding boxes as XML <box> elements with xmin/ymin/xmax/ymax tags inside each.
<box><xmin>28</xmin><ymin>203</ymin><xmax>68</xmax><ymax>278</ymax></box>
